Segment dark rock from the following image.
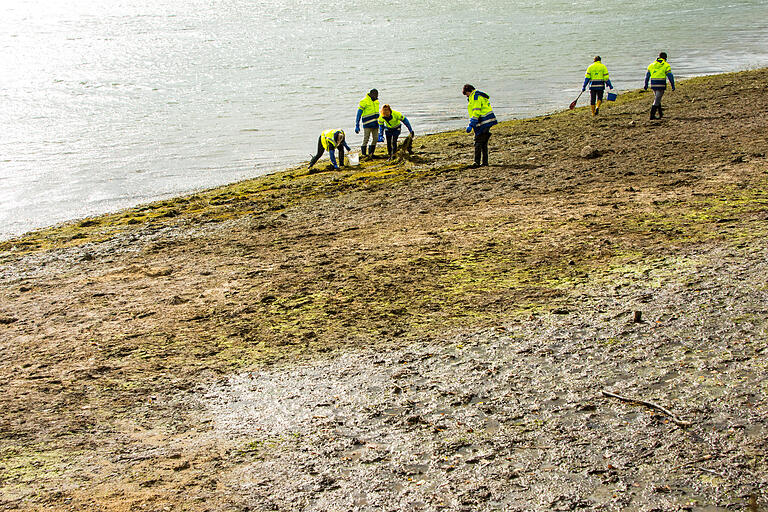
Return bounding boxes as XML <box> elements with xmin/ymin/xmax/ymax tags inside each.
<box><xmin>173</xmin><ymin>460</ymin><xmax>190</xmax><ymax>471</ymax></box>
<box><xmin>580</xmin><ymin>146</ymin><xmax>600</xmax><ymax>159</ymax></box>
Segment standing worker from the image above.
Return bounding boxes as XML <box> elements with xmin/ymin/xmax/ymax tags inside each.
<box><xmin>462</xmin><ymin>84</ymin><xmax>498</xmax><ymax>168</ymax></box>
<box><xmin>377</xmin><ymin>104</ymin><xmax>414</xmax><ymax>158</ymax></box>
<box><xmin>308</xmin><ymin>129</ymin><xmax>350</xmax><ymax>171</ymax></box>
<box><xmin>644</xmin><ymin>52</ymin><xmax>675</xmax><ymax>120</ymax></box>
<box><xmin>582</xmin><ymin>56</ymin><xmax>614</xmax><ymax>116</ymax></box>
<box><xmin>355</xmin><ymin>89</ymin><xmax>380</xmax><ymax>158</ymax></box>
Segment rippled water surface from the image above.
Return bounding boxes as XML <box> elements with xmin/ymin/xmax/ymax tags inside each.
<box><xmin>2</xmin><ymin>0</ymin><xmax>768</xmax><ymax>239</ymax></box>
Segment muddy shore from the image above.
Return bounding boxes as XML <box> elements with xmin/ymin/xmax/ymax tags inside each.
<box><xmin>1</xmin><ymin>69</ymin><xmax>767</xmax><ymax>511</ymax></box>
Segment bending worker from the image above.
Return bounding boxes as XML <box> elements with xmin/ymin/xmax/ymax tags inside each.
<box><xmin>355</xmin><ymin>88</ymin><xmax>380</xmax><ymax>158</ymax></box>
<box><xmin>582</xmin><ymin>56</ymin><xmax>614</xmax><ymax>116</ymax></box>
<box><xmin>644</xmin><ymin>52</ymin><xmax>675</xmax><ymax>120</ymax></box>
<box><xmin>462</xmin><ymin>84</ymin><xmax>498</xmax><ymax>168</ymax></box>
<box><xmin>308</xmin><ymin>129</ymin><xmax>350</xmax><ymax>171</ymax></box>
<box><xmin>377</xmin><ymin>104</ymin><xmax>414</xmax><ymax>158</ymax></box>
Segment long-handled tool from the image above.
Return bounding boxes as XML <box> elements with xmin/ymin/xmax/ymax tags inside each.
<box><xmin>569</xmin><ymin>90</ymin><xmax>584</xmax><ymax>110</ymax></box>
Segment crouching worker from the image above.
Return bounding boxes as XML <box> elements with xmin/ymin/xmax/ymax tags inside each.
<box><xmin>308</xmin><ymin>129</ymin><xmax>350</xmax><ymax>171</ymax></box>
<box><xmin>377</xmin><ymin>104</ymin><xmax>414</xmax><ymax>158</ymax></box>
<box><xmin>462</xmin><ymin>84</ymin><xmax>498</xmax><ymax>168</ymax></box>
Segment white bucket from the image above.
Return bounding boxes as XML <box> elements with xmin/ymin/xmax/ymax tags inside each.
<box><xmin>348</xmin><ymin>152</ymin><xmax>360</xmax><ymax>166</ymax></box>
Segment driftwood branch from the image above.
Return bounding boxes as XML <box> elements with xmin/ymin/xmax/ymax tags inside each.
<box><xmin>601</xmin><ymin>390</ymin><xmax>692</xmax><ymax>427</ymax></box>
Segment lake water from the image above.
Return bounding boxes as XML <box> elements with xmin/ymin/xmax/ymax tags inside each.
<box><xmin>2</xmin><ymin>0</ymin><xmax>768</xmax><ymax>240</ymax></box>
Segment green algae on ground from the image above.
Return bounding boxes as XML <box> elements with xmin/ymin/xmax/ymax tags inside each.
<box><xmin>0</xmin><ymin>445</ymin><xmax>71</xmax><ymax>495</ymax></box>
<box><xmin>3</xmin><ymin>69</ymin><xmax>767</xmax><ymax>262</ymax></box>
<box><xmin>3</xmin><ymin>70</ymin><xmax>766</xmax><ymax>375</ymax></box>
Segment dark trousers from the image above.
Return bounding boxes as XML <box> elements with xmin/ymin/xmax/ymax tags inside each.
<box><xmin>308</xmin><ymin>136</ymin><xmax>344</xmax><ymax>168</ymax></box>
<box><xmin>474</xmin><ymin>130</ymin><xmax>491</xmax><ymax>165</ymax></box>
<box><xmin>385</xmin><ymin>128</ymin><xmax>401</xmax><ymax>156</ymax></box>
<box><xmin>590</xmin><ymin>89</ymin><xmax>604</xmax><ymax>105</ymax></box>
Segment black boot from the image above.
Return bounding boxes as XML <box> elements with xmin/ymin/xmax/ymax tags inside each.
<box><xmin>361</xmin><ymin>145</ymin><xmax>367</xmax><ymax>156</ymax></box>
<box><xmin>472</xmin><ymin>137</ymin><xmax>484</xmax><ymax>167</ymax></box>
<box><xmin>368</xmin><ymin>145</ymin><xmax>377</xmax><ymax>159</ymax></box>
<box><xmin>650</xmin><ymin>106</ymin><xmax>658</xmax><ymax>120</ymax></box>
<box><xmin>657</xmin><ymin>106</ymin><xmax>664</xmax><ymax>119</ymax></box>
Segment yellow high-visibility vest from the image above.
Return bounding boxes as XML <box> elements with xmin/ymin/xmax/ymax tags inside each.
<box><xmin>585</xmin><ymin>61</ymin><xmax>610</xmax><ymax>90</ymax></box>
<box><xmin>648</xmin><ymin>58</ymin><xmax>672</xmax><ymax>89</ymax></box>
<box><xmin>321</xmin><ymin>129</ymin><xmax>344</xmax><ymax>150</ymax></box>
<box><xmin>467</xmin><ymin>89</ymin><xmax>498</xmax><ymax>132</ymax></box>
<box><xmin>378</xmin><ymin>110</ymin><xmax>405</xmax><ymax>130</ymax></box>
<box><xmin>359</xmin><ymin>94</ymin><xmax>380</xmax><ymax>128</ymax></box>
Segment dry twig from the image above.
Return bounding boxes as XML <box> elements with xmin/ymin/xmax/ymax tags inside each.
<box><xmin>698</xmin><ymin>467</ymin><xmax>727</xmax><ymax>478</ymax></box>
<box><xmin>601</xmin><ymin>390</ymin><xmax>692</xmax><ymax>427</ymax></box>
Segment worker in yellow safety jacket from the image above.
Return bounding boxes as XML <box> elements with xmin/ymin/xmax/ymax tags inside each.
<box><xmin>308</xmin><ymin>129</ymin><xmax>350</xmax><ymax>171</ymax></box>
<box><xmin>355</xmin><ymin>89</ymin><xmax>380</xmax><ymax>158</ymax></box>
<box><xmin>462</xmin><ymin>84</ymin><xmax>498</xmax><ymax>168</ymax></box>
<box><xmin>582</xmin><ymin>56</ymin><xmax>614</xmax><ymax>116</ymax></box>
<box><xmin>377</xmin><ymin>104</ymin><xmax>414</xmax><ymax>158</ymax></box>
<box><xmin>644</xmin><ymin>52</ymin><xmax>675</xmax><ymax>120</ymax></box>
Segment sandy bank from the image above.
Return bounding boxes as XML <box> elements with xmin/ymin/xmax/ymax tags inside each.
<box><xmin>1</xmin><ymin>69</ymin><xmax>767</xmax><ymax>511</ymax></box>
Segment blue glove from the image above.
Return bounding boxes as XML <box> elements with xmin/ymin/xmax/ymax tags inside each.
<box><xmin>378</xmin><ymin>134</ymin><xmax>384</xmax><ymax>142</ymax></box>
<box><xmin>355</xmin><ymin>125</ymin><xmax>360</xmax><ymax>134</ymax></box>
<box><xmin>466</xmin><ymin>126</ymin><xmax>472</xmax><ymax>133</ymax></box>
<box><xmin>581</xmin><ymin>88</ymin><xmax>586</xmax><ymax>92</ymax></box>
